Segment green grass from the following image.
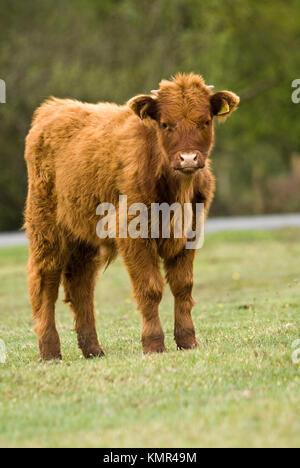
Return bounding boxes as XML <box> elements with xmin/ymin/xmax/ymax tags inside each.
<box><xmin>0</xmin><ymin>229</ymin><xmax>300</xmax><ymax>448</ymax></box>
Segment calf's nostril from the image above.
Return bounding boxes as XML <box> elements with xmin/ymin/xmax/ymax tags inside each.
<box><xmin>193</xmin><ymin>155</ymin><xmax>197</xmax><ymax>161</ymax></box>
<box><xmin>180</xmin><ymin>155</ymin><xmax>185</xmax><ymax>162</ymax></box>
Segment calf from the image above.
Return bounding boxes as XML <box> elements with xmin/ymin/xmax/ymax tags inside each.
<box><xmin>24</xmin><ymin>73</ymin><xmax>239</xmax><ymax>359</ymax></box>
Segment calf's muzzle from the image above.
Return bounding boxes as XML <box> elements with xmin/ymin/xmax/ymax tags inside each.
<box><xmin>173</xmin><ymin>151</ymin><xmax>205</xmax><ymax>173</ymax></box>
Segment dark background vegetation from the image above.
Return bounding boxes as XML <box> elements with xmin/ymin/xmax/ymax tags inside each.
<box><xmin>1</xmin><ymin>0</ymin><xmax>300</xmax><ymax>231</ymax></box>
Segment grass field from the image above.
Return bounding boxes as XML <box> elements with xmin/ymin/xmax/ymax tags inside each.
<box><xmin>0</xmin><ymin>229</ymin><xmax>299</xmax><ymax>448</ymax></box>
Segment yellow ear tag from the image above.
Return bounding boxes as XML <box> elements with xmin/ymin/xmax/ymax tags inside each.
<box><xmin>218</xmin><ymin>99</ymin><xmax>230</xmax><ymax>115</ymax></box>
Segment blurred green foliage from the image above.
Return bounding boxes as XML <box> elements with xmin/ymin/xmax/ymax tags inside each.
<box><xmin>1</xmin><ymin>0</ymin><xmax>300</xmax><ymax>231</ymax></box>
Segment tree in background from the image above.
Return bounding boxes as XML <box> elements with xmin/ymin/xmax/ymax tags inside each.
<box><xmin>1</xmin><ymin>0</ymin><xmax>299</xmax><ymax>231</ymax></box>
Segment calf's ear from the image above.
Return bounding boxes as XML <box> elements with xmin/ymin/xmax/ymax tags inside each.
<box><xmin>210</xmin><ymin>91</ymin><xmax>240</xmax><ymax>121</ymax></box>
<box><xmin>127</xmin><ymin>94</ymin><xmax>158</xmax><ymax>120</ymax></box>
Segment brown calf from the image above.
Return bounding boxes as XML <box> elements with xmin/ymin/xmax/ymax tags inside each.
<box><xmin>24</xmin><ymin>73</ymin><xmax>239</xmax><ymax>359</ymax></box>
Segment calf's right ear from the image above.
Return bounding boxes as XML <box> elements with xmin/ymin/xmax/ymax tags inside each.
<box><xmin>127</xmin><ymin>94</ymin><xmax>158</xmax><ymax>120</ymax></box>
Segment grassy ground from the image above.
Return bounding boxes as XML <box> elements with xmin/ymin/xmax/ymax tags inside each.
<box><xmin>0</xmin><ymin>228</ymin><xmax>299</xmax><ymax>448</ymax></box>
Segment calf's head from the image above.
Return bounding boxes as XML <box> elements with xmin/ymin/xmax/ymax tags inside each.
<box><xmin>128</xmin><ymin>73</ymin><xmax>239</xmax><ymax>175</ymax></box>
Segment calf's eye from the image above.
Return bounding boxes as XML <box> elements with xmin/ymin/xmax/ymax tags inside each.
<box><xmin>160</xmin><ymin>122</ymin><xmax>168</xmax><ymax>129</ymax></box>
<box><xmin>197</xmin><ymin>120</ymin><xmax>211</xmax><ymax>130</ymax></box>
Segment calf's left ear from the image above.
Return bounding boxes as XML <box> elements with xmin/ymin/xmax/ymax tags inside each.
<box><xmin>210</xmin><ymin>91</ymin><xmax>240</xmax><ymax>121</ymax></box>
<box><xmin>127</xmin><ymin>94</ymin><xmax>158</xmax><ymax>120</ymax></box>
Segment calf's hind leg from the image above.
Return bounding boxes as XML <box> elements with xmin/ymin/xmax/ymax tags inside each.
<box><xmin>28</xmin><ymin>253</ymin><xmax>62</xmax><ymax>360</ymax></box>
<box><xmin>63</xmin><ymin>242</ymin><xmax>104</xmax><ymax>358</ymax></box>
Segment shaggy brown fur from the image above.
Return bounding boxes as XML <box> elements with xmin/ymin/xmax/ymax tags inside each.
<box><xmin>24</xmin><ymin>73</ymin><xmax>239</xmax><ymax>359</ymax></box>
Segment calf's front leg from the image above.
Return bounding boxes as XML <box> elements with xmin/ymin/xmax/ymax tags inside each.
<box><xmin>117</xmin><ymin>239</ymin><xmax>166</xmax><ymax>353</ymax></box>
<box><xmin>164</xmin><ymin>250</ymin><xmax>198</xmax><ymax>350</ymax></box>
